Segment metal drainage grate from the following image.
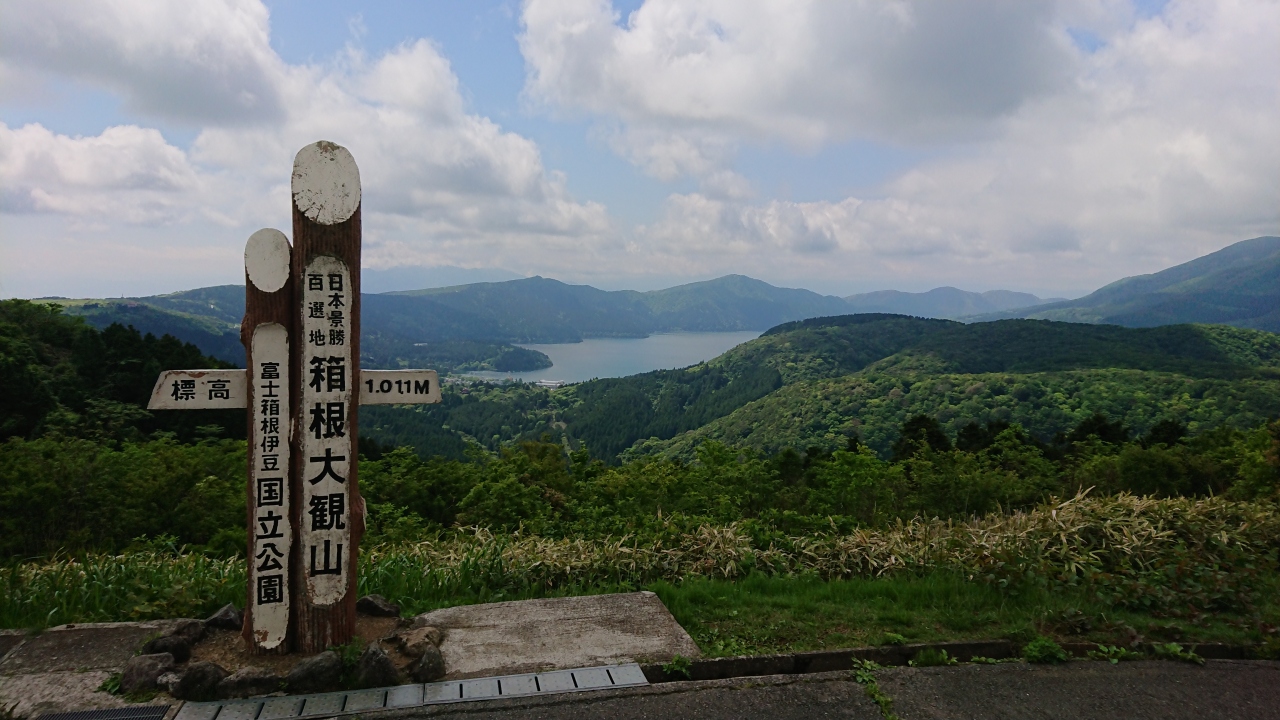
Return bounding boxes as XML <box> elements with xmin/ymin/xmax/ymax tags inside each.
<box><xmin>37</xmin><ymin>706</ymin><xmax>172</xmax><ymax>720</ymax></box>
<box><xmin>174</xmin><ymin>663</ymin><xmax>647</xmax><ymax>720</ymax></box>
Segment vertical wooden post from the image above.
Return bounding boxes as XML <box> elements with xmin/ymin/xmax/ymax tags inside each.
<box><xmin>290</xmin><ymin>141</ymin><xmax>364</xmax><ymax>652</ymax></box>
<box><xmin>242</xmin><ymin>228</ymin><xmax>294</xmax><ymax>653</ymax></box>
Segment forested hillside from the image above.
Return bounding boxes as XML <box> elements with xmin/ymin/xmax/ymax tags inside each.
<box><xmin>0</xmin><ymin>300</ymin><xmax>242</xmax><ymax>443</ymax></box>
<box><xmin>974</xmin><ymin>236</ymin><xmax>1280</xmax><ymax>331</ymax></box>
<box><xmin>358</xmin><ymin>315</ymin><xmax>1280</xmax><ymax>464</ymax></box>
<box><xmin>49</xmin><ymin>290</ymin><xmax>554</xmax><ymax>373</ymax></box>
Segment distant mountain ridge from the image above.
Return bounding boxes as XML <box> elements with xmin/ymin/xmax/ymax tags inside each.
<box><xmin>44</xmin><ymin>275</ymin><xmax>857</xmax><ymax>366</ymax></box>
<box><xmin>844</xmin><ymin>287</ymin><xmax>1059</xmax><ymax>319</ymax></box>
<box><xmin>42</xmin><ymin>236</ymin><xmax>1278</xmax><ymax>366</ymax></box>
<box><xmin>362</xmin><ymin>265</ymin><xmax>521</xmax><ymax>294</ymax></box>
<box><xmin>969</xmin><ymin>236</ymin><xmax>1280</xmax><ymax>332</ymax></box>
<box><xmin>391</xmin><ymin>274</ymin><xmax>853</xmax><ymax>340</ymax></box>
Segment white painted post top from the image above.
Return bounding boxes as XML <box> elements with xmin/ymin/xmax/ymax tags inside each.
<box><xmin>245</xmin><ymin>229</ymin><xmax>291</xmax><ymax>293</ymax></box>
<box><xmin>292</xmin><ymin>141</ymin><xmax>361</xmax><ymax>225</ymax></box>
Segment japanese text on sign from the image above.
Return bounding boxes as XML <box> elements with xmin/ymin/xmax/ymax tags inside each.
<box><xmin>248</xmin><ymin>323</ymin><xmax>291</xmax><ymax>649</ymax></box>
<box><xmin>299</xmin><ymin>257</ymin><xmax>353</xmax><ymax>603</ymax></box>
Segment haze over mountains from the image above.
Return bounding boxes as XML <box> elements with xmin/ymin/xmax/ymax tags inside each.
<box><xmin>40</xmin><ymin>237</ymin><xmax>1279</xmax><ymax>369</ymax></box>
<box><xmin>845</xmin><ymin>288</ymin><xmax>1060</xmax><ymax>319</ymax></box>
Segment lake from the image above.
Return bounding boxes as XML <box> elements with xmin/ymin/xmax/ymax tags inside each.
<box><xmin>466</xmin><ymin>331</ymin><xmax>762</xmax><ymax>384</ymax></box>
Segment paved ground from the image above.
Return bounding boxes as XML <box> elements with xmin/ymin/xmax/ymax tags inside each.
<box><xmin>4</xmin><ymin>614</ymin><xmax>1278</xmax><ymax>719</ymax></box>
<box><xmin>378</xmin><ymin>661</ymin><xmax>1280</xmax><ymax>720</ymax></box>
<box><xmin>879</xmin><ymin>659</ymin><xmax>1280</xmax><ymax>719</ymax></box>
<box><xmin>0</xmin><ymin>622</ymin><xmax>179</xmax><ymax>718</ymax></box>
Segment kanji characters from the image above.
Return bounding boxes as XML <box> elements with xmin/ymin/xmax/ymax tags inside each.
<box><xmin>308</xmin><ymin>447</ymin><xmax>347</xmax><ymax>485</ymax></box>
<box><xmin>308</xmin><ymin>493</ymin><xmax>346</xmax><ymax>531</ymax></box>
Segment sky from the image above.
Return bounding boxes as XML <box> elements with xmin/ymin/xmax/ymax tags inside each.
<box><xmin>1</xmin><ymin>0</ymin><xmax>1277</xmax><ymax>300</ymax></box>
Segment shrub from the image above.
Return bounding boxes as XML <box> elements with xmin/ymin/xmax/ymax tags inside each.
<box><xmin>1023</xmin><ymin>636</ymin><xmax>1069</xmax><ymax>664</ymax></box>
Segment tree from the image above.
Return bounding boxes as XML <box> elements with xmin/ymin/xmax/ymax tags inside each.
<box><xmin>891</xmin><ymin>415</ymin><xmax>952</xmax><ymax>461</ymax></box>
<box><xmin>1064</xmin><ymin>413</ymin><xmax>1130</xmax><ymax>446</ymax></box>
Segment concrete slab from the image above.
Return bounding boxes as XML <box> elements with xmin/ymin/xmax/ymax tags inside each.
<box><xmin>412</xmin><ymin>592</ymin><xmax>700</xmax><ymax>680</ymax></box>
<box><xmin>0</xmin><ymin>670</ymin><xmax>144</xmax><ymax>719</ymax></box>
<box><xmin>0</xmin><ymin>631</ymin><xmax>26</xmax><ymax>661</ymax></box>
<box><xmin>0</xmin><ymin>623</ymin><xmax>172</xmax><ymax>675</ymax></box>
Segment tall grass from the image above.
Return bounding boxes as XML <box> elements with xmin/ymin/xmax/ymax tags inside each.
<box><xmin>4</xmin><ymin>492</ymin><xmax>1277</xmax><ymax>628</ymax></box>
<box><xmin>1</xmin><ymin>551</ymin><xmax>244</xmax><ymax>628</ymax></box>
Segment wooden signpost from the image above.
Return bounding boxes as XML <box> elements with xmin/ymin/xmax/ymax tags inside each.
<box><xmin>291</xmin><ymin>142</ymin><xmax>363</xmax><ymax>653</ymax></box>
<box><xmin>148</xmin><ymin>141</ymin><xmax>441</xmax><ymax>654</ymax></box>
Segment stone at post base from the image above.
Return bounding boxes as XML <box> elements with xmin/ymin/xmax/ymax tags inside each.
<box><xmin>284</xmin><ymin>650</ymin><xmax>343</xmax><ymax>693</ymax></box>
<box><xmin>411</xmin><ymin>644</ymin><xmax>446</xmax><ymax>683</ymax></box>
<box><xmin>142</xmin><ymin>634</ymin><xmax>192</xmax><ymax>663</ymax></box>
<box><xmin>395</xmin><ymin>626</ymin><xmax>443</xmax><ymax>657</ymax></box>
<box><xmin>355</xmin><ymin>643</ymin><xmax>401</xmax><ymax>689</ymax></box>
<box><xmin>120</xmin><ymin>653</ymin><xmax>175</xmax><ymax>694</ymax></box>
<box><xmin>173</xmin><ymin>661</ymin><xmax>229</xmax><ymax>701</ymax></box>
<box><xmin>206</xmin><ymin>604</ymin><xmax>243</xmax><ymax>631</ymax></box>
<box><xmin>217</xmin><ymin>666</ymin><xmax>283</xmax><ymax>699</ymax></box>
<box><xmin>171</xmin><ymin>618</ymin><xmax>206</xmax><ymax>644</ymax></box>
<box><xmin>356</xmin><ymin>595</ymin><xmax>400</xmax><ymax>618</ymax></box>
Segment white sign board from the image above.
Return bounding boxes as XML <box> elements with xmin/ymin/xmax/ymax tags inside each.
<box><xmin>147</xmin><ymin>370</ymin><xmax>247</xmax><ymax>410</ymax></box>
<box><xmin>248</xmin><ymin>322</ymin><xmax>291</xmax><ymax>649</ymax></box>
<box><xmin>150</xmin><ymin>370</ymin><xmax>442</xmax><ymax>409</ymax></box>
<box><xmin>360</xmin><ymin>370</ymin><xmax>441</xmax><ymax>405</ymax></box>
<box><xmin>299</xmin><ymin>255</ymin><xmax>354</xmax><ymax>604</ymax></box>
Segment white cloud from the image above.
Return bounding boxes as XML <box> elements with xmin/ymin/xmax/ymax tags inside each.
<box><xmin>0</xmin><ymin>0</ymin><xmax>286</xmax><ymax>125</ymax></box>
<box><xmin>1</xmin><ymin>2</ymin><xmax>615</xmax><ymax>294</ymax></box>
<box><xmin>0</xmin><ymin>123</ymin><xmax>200</xmax><ymax>222</ymax></box>
<box><xmin>528</xmin><ymin>0</ymin><xmax>1280</xmax><ymax>293</ymax></box>
<box><xmin>2</xmin><ymin>0</ymin><xmax>1276</xmax><ymax>299</ymax></box>
<box><xmin>520</xmin><ymin>0</ymin><xmax>1074</xmax><ymax>176</ymax></box>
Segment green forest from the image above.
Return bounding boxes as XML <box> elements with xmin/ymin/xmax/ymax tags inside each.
<box><xmin>4</xmin><ymin>298</ymin><xmax>1280</xmax><ymax>653</ymax></box>
<box><xmin>4</xmin><ymin>298</ymin><xmax>1279</xmax><ymax>559</ymax></box>
<box><xmin>361</xmin><ymin>314</ymin><xmax>1280</xmax><ymax>463</ymax></box>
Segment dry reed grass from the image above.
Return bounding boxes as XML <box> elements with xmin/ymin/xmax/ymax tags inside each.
<box><xmin>5</xmin><ymin>491</ymin><xmax>1276</xmax><ymax>627</ymax></box>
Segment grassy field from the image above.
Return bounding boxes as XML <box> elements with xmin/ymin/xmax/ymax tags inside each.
<box><xmin>4</xmin><ymin>492</ymin><xmax>1277</xmax><ymax>658</ymax></box>
<box><xmin>5</xmin><ymin>556</ymin><xmax>1274</xmax><ymax>657</ymax></box>
<box><xmin>652</xmin><ymin>572</ymin><xmax>1280</xmax><ymax>657</ymax></box>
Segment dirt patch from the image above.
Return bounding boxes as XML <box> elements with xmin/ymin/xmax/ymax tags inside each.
<box><xmin>189</xmin><ymin>616</ymin><xmax>411</xmax><ymax>675</ymax></box>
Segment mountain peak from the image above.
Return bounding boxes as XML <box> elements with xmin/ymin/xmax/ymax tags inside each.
<box><xmin>972</xmin><ymin>236</ymin><xmax>1280</xmax><ymax>331</ymax></box>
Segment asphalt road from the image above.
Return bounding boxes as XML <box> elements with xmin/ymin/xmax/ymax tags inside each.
<box><xmin>380</xmin><ymin>660</ymin><xmax>1280</xmax><ymax>720</ymax></box>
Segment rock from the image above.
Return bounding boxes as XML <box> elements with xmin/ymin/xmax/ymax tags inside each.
<box><xmin>170</xmin><ymin>618</ymin><xmax>206</xmax><ymax>644</ymax></box>
<box><xmin>395</xmin><ymin>626</ymin><xmax>443</xmax><ymax>658</ymax></box>
<box><xmin>205</xmin><ymin>603</ymin><xmax>243</xmax><ymax>631</ymax></box>
<box><xmin>217</xmin><ymin>666</ymin><xmax>282</xmax><ymax>699</ymax></box>
<box><xmin>356</xmin><ymin>594</ymin><xmax>401</xmax><ymax>618</ymax></box>
<box><xmin>157</xmin><ymin>671</ymin><xmax>182</xmax><ymax>694</ymax></box>
<box><xmin>142</xmin><ymin>634</ymin><xmax>192</xmax><ymax>663</ymax></box>
<box><xmin>120</xmin><ymin>653</ymin><xmax>175</xmax><ymax>694</ymax></box>
<box><xmin>355</xmin><ymin>643</ymin><xmax>401</xmax><ymax>688</ymax></box>
<box><xmin>411</xmin><ymin>644</ymin><xmax>446</xmax><ymax>683</ymax></box>
<box><xmin>285</xmin><ymin>650</ymin><xmax>344</xmax><ymax>693</ymax></box>
<box><xmin>409</xmin><ymin>615</ymin><xmax>447</xmax><ymax>632</ymax></box>
<box><xmin>173</xmin><ymin>661</ymin><xmax>229</xmax><ymax>702</ymax></box>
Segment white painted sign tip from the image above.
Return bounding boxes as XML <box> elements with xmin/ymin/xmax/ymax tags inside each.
<box><xmin>292</xmin><ymin>141</ymin><xmax>361</xmax><ymax>226</ymax></box>
<box><xmin>245</xmin><ymin>229</ymin><xmax>291</xmax><ymax>293</ymax></box>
